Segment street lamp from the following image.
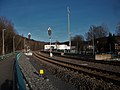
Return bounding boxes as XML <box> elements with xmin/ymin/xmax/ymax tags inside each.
<box><xmin>48</xmin><ymin>27</ymin><xmax>53</xmax><ymax>57</ymax></box>
<box><xmin>2</xmin><ymin>29</ymin><xmax>6</xmax><ymax>56</ymax></box>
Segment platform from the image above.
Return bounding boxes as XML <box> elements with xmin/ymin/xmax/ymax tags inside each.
<box><xmin>0</xmin><ymin>55</ymin><xmax>15</xmax><ymax>90</ymax></box>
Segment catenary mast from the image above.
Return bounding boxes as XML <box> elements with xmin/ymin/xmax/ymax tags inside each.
<box><xmin>67</xmin><ymin>6</ymin><xmax>71</xmax><ymax>50</ymax></box>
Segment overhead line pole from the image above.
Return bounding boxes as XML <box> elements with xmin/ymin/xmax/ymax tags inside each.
<box><xmin>67</xmin><ymin>6</ymin><xmax>71</xmax><ymax>50</ymax></box>
<box><xmin>92</xmin><ymin>32</ymin><xmax>95</xmax><ymax>56</ymax></box>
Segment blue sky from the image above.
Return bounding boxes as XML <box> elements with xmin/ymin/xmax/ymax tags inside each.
<box><xmin>0</xmin><ymin>0</ymin><xmax>120</xmax><ymax>42</ymax></box>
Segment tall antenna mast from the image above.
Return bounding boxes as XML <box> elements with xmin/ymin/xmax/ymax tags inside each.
<box><xmin>67</xmin><ymin>6</ymin><xmax>71</xmax><ymax>49</ymax></box>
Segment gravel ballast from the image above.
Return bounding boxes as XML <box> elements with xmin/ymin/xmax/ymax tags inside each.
<box><xmin>32</xmin><ymin>53</ymin><xmax>120</xmax><ymax>90</ymax></box>
<box><xmin>19</xmin><ymin>53</ymin><xmax>120</xmax><ymax>90</ymax></box>
<box><xmin>19</xmin><ymin>54</ymin><xmax>58</xmax><ymax>90</ymax></box>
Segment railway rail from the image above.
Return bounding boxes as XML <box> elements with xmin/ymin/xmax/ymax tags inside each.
<box><xmin>37</xmin><ymin>51</ymin><xmax>120</xmax><ymax>74</ymax></box>
<box><xmin>41</xmin><ymin>50</ymin><xmax>120</xmax><ymax>66</ymax></box>
<box><xmin>33</xmin><ymin>51</ymin><xmax>120</xmax><ymax>86</ymax></box>
<box><xmin>62</xmin><ymin>55</ymin><xmax>120</xmax><ymax>66</ymax></box>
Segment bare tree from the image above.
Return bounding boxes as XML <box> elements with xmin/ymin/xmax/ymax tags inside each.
<box><xmin>0</xmin><ymin>16</ymin><xmax>48</xmax><ymax>54</ymax></box>
<box><xmin>72</xmin><ymin>35</ymin><xmax>84</xmax><ymax>54</ymax></box>
<box><xmin>0</xmin><ymin>16</ymin><xmax>15</xmax><ymax>54</ymax></box>
<box><xmin>85</xmin><ymin>25</ymin><xmax>108</xmax><ymax>41</ymax></box>
<box><xmin>85</xmin><ymin>24</ymin><xmax>108</xmax><ymax>53</ymax></box>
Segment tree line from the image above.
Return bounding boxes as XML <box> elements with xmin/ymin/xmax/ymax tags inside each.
<box><xmin>71</xmin><ymin>23</ymin><xmax>120</xmax><ymax>54</ymax></box>
<box><xmin>0</xmin><ymin>16</ymin><xmax>45</xmax><ymax>55</ymax></box>
<box><xmin>0</xmin><ymin>16</ymin><xmax>120</xmax><ymax>55</ymax></box>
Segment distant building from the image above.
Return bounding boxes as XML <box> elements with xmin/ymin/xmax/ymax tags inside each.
<box><xmin>115</xmin><ymin>36</ymin><xmax>120</xmax><ymax>55</ymax></box>
<box><xmin>115</xmin><ymin>42</ymin><xmax>120</xmax><ymax>56</ymax></box>
<box><xmin>115</xmin><ymin>43</ymin><xmax>120</xmax><ymax>50</ymax></box>
<box><xmin>44</xmin><ymin>44</ymin><xmax>70</xmax><ymax>51</ymax></box>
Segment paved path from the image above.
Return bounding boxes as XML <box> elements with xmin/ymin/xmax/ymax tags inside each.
<box><xmin>0</xmin><ymin>55</ymin><xmax>15</xmax><ymax>90</ymax></box>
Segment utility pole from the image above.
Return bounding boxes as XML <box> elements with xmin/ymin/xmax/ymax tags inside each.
<box><xmin>90</xmin><ymin>26</ymin><xmax>95</xmax><ymax>56</ymax></box>
<box><xmin>2</xmin><ymin>29</ymin><xmax>6</xmax><ymax>56</ymax></box>
<box><xmin>13</xmin><ymin>36</ymin><xmax>15</xmax><ymax>53</ymax></box>
<box><xmin>109</xmin><ymin>44</ymin><xmax>111</xmax><ymax>52</ymax></box>
<box><xmin>24</xmin><ymin>38</ymin><xmax>26</xmax><ymax>50</ymax></box>
<box><xmin>91</xmin><ymin>26</ymin><xmax>95</xmax><ymax>60</ymax></box>
<box><xmin>67</xmin><ymin>6</ymin><xmax>71</xmax><ymax>50</ymax></box>
<box><xmin>92</xmin><ymin>31</ymin><xmax>95</xmax><ymax>55</ymax></box>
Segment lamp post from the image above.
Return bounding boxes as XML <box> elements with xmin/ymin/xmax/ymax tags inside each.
<box><xmin>2</xmin><ymin>29</ymin><xmax>6</xmax><ymax>56</ymax></box>
<box><xmin>13</xmin><ymin>36</ymin><xmax>15</xmax><ymax>53</ymax></box>
<box><xmin>91</xmin><ymin>26</ymin><xmax>95</xmax><ymax>60</ymax></box>
<box><xmin>48</xmin><ymin>27</ymin><xmax>52</xmax><ymax>57</ymax></box>
<box><xmin>90</xmin><ymin>26</ymin><xmax>95</xmax><ymax>56</ymax></box>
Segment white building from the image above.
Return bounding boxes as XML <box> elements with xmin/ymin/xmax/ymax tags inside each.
<box><xmin>44</xmin><ymin>44</ymin><xmax>70</xmax><ymax>50</ymax></box>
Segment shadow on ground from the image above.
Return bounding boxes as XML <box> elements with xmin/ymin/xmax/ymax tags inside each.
<box><xmin>0</xmin><ymin>79</ymin><xmax>13</xmax><ymax>90</ymax></box>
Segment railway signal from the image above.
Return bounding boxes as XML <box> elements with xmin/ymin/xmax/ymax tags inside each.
<box><xmin>48</xmin><ymin>27</ymin><xmax>53</xmax><ymax>57</ymax></box>
<box><xmin>28</xmin><ymin>32</ymin><xmax>31</xmax><ymax>39</ymax></box>
<box><xmin>48</xmin><ymin>27</ymin><xmax>52</xmax><ymax>38</ymax></box>
<box><xmin>27</xmin><ymin>32</ymin><xmax>31</xmax><ymax>53</ymax></box>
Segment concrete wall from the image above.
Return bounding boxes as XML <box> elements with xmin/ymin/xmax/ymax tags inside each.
<box><xmin>95</xmin><ymin>54</ymin><xmax>112</xmax><ymax>60</ymax></box>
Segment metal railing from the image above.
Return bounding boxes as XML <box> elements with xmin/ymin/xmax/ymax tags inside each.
<box><xmin>14</xmin><ymin>52</ymin><xmax>26</xmax><ymax>90</ymax></box>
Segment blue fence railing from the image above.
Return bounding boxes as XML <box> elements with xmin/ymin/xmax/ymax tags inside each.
<box><xmin>15</xmin><ymin>53</ymin><xmax>26</xmax><ymax>90</ymax></box>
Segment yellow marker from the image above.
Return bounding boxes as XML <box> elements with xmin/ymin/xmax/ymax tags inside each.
<box><xmin>40</xmin><ymin>70</ymin><xmax>44</xmax><ymax>75</ymax></box>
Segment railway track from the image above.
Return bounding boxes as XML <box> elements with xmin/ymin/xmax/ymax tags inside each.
<box><xmin>62</xmin><ymin>55</ymin><xmax>120</xmax><ymax>66</ymax></box>
<box><xmin>41</xmin><ymin>51</ymin><xmax>120</xmax><ymax>66</ymax></box>
<box><xmin>33</xmin><ymin>51</ymin><xmax>120</xmax><ymax>86</ymax></box>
